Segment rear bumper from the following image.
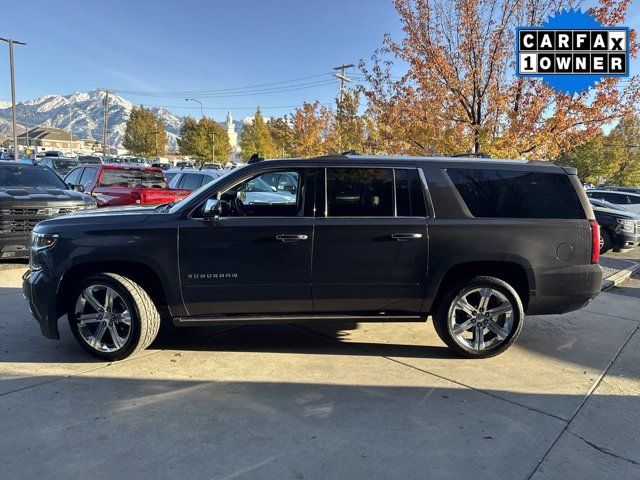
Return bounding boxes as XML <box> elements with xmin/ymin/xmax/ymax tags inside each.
<box><xmin>527</xmin><ymin>263</ymin><xmax>603</xmax><ymax>315</ymax></box>
<box><xmin>22</xmin><ymin>269</ymin><xmax>60</xmax><ymax>339</ymax></box>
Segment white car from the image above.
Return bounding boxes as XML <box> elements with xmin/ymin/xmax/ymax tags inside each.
<box><xmin>586</xmin><ymin>189</ymin><xmax>640</xmax><ymax>213</ymax></box>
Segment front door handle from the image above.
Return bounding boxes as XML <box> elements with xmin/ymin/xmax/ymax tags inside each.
<box><xmin>391</xmin><ymin>233</ymin><xmax>423</xmax><ymax>241</ymax></box>
<box><xmin>276</xmin><ymin>234</ymin><xmax>309</xmax><ymax>243</ymax></box>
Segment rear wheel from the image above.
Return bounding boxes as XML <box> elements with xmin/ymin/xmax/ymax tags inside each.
<box><xmin>599</xmin><ymin>229</ymin><xmax>612</xmax><ymax>255</ymax></box>
<box><xmin>433</xmin><ymin>276</ymin><xmax>524</xmax><ymax>358</ymax></box>
<box><xmin>67</xmin><ymin>273</ymin><xmax>160</xmax><ymax>360</ymax></box>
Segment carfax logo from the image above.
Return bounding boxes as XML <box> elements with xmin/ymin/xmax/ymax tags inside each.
<box><xmin>516</xmin><ymin>8</ymin><xmax>630</xmax><ymax>95</ymax></box>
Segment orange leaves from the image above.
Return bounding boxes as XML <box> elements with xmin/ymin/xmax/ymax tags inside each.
<box><xmin>361</xmin><ymin>0</ymin><xmax>638</xmax><ymax>159</ymax></box>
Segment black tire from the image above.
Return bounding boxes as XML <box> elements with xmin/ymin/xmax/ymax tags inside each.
<box><xmin>432</xmin><ymin>276</ymin><xmax>524</xmax><ymax>359</ymax></box>
<box><xmin>66</xmin><ymin>273</ymin><xmax>160</xmax><ymax>360</ymax></box>
<box><xmin>599</xmin><ymin>229</ymin><xmax>612</xmax><ymax>255</ymax></box>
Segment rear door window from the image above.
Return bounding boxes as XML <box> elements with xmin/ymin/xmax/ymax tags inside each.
<box><xmin>79</xmin><ymin>167</ymin><xmax>98</xmax><ymax>188</ymax></box>
<box><xmin>181</xmin><ymin>174</ymin><xmax>204</xmax><ymax>191</ymax></box>
<box><xmin>395</xmin><ymin>169</ymin><xmax>427</xmax><ymax>217</ymax></box>
<box><xmin>447</xmin><ymin>169</ymin><xmax>584</xmax><ymax>219</ymax></box>
<box><xmin>65</xmin><ymin>167</ymin><xmax>82</xmax><ymax>186</ymax></box>
<box><xmin>326</xmin><ymin>168</ymin><xmax>394</xmax><ymax>217</ymax></box>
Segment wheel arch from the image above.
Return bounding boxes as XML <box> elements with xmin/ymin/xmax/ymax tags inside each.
<box><xmin>56</xmin><ymin>260</ymin><xmax>168</xmax><ymax>318</ymax></box>
<box><xmin>428</xmin><ymin>260</ymin><xmax>531</xmax><ymax>314</ymax></box>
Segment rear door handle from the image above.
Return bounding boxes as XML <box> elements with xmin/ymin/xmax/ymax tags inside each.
<box><xmin>391</xmin><ymin>233</ymin><xmax>423</xmax><ymax>241</ymax></box>
<box><xmin>276</xmin><ymin>234</ymin><xmax>309</xmax><ymax>243</ymax></box>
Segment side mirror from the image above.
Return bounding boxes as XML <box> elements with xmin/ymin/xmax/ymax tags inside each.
<box><xmin>69</xmin><ymin>183</ymin><xmax>85</xmax><ymax>193</ymax></box>
<box><xmin>203</xmin><ymin>198</ymin><xmax>220</xmax><ymax>219</ymax></box>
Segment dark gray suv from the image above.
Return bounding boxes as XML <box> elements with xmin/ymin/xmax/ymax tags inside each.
<box><xmin>23</xmin><ymin>155</ymin><xmax>602</xmax><ymax>360</ymax></box>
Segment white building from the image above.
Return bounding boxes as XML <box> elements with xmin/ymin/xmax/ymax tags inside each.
<box><xmin>226</xmin><ymin>111</ymin><xmax>242</xmax><ymax>162</ymax></box>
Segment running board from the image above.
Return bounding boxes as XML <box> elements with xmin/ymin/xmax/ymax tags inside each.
<box><xmin>173</xmin><ymin>314</ymin><xmax>422</xmax><ymax>327</ymax></box>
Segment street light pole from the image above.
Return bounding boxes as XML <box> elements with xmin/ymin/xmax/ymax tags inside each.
<box><xmin>185</xmin><ymin>98</ymin><xmax>203</xmax><ymax>119</ymax></box>
<box><xmin>1</xmin><ymin>37</ymin><xmax>27</xmax><ymax>161</ymax></box>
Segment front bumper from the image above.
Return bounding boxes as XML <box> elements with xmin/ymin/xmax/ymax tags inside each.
<box><xmin>613</xmin><ymin>230</ymin><xmax>640</xmax><ymax>251</ymax></box>
<box><xmin>22</xmin><ymin>269</ymin><xmax>60</xmax><ymax>339</ymax></box>
<box><xmin>0</xmin><ymin>233</ymin><xmax>30</xmax><ymax>259</ymax></box>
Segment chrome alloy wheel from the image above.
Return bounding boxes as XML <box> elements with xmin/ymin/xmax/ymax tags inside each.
<box><xmin>448</xmin><ymin>287</ymin><xmax>514</xmax><ymax>352</ymax></box>
<box><xmin>74</xmin><ymin>284</ymin><xmax>132</xmax><ymax>353</ymax></box>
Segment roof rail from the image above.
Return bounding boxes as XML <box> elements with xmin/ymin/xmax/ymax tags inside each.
<box><xmin>451</xmin><ymin>152</ymin><xmax>491</xmax><ymax>158</ymax></box>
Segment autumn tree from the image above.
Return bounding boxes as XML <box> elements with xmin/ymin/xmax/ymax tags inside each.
<box><xmin>290</xmin><ymin>101</ymin><xmax>331</xmax><ymax>157</ymax></box>
<box><xmin>608</xmin><ymin>115</ymin><xmax>640</xmax><ymax>186</ymax></box>
<box><xmin>178</xmin><ymin>116</ymin><xmax>232</xmax><ymax>164</ymax></box>
<box><xmin>269</xmin><ymin>116</ymin><xmax>294</xmax><ymax>157</ymax></box>
<box><xmin>361</xmin><ymin>0</ymin><xmax>639</xmax><ymax>159</ymax></box>
<box><xmin>556</xmin><ymin>132</ymin><xmax>618</xmax><ymax>184</ymax></box>
<box><xmin>329</xmin><ymin>89</ymin><xmax>367</xmax><ymax>154</ymax></box>
<box><xmin>123</xmin><ymin>106</ymin><xmax>167</xmax><ymax>157</ymax></box>
<box><xmin>239</xmin><ymin>107</ymin><xmax>277</xmax><ymax>160</ymax></box>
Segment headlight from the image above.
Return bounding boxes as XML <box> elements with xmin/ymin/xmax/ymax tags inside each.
<box><xmin>617</xmin><ymin>219</ymin><xmax>635</xmax><ymax>233</ymax></box>
<box><xmin>79</xmin><ymin>199</ymin><xmax>97</xmax><ymax>210</ymax></box>
<box><xmin>30</xmin><ymin>232</ymin><xmax>58</xmax><ymax>270</ymax></box>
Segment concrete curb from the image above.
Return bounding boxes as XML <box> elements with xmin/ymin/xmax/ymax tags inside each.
<box><xmin>601</xmin><ymin>261</ymin><xmax>640</xmax><ymax>291</ymax></box>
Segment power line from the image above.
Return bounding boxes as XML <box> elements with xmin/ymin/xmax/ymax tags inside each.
<box><xmin>114</xmin><ymin>80</ymin><xmax>337</xmax><ymax>99</ymax></box>
<box><xmin>113</xmin><ymin>72</ymin><xmax>333</xmax><ymax>96</ymax></box>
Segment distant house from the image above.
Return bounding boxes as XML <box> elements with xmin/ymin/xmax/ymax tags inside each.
<box><xmin>17</xmin><ymin>127</ymin><xmax>100</xmax><ymax>153</ymax></box>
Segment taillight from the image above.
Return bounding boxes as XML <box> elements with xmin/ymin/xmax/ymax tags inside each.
<box><xmin>590</xmin><ymin>220</ymin><xmax>600</xmax><ymax>264</ymax></box>
<box><xmin>129</xmin><ymin>191</ymin><xmax>142</xmax><ymax>204</ymax></box>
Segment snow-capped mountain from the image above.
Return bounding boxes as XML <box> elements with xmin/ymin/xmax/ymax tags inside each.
<box><xmin>0</xmin><ymin>89</ymin><xmax>183</xmax><ymax>150</ymax></box>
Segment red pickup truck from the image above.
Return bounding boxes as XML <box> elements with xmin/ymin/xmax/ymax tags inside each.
<box><xmin>63</xmin><ymin>164</ymin><xmax>190</xmax><ymax>207</ymax></box>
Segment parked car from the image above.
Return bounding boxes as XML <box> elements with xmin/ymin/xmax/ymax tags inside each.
<box><xmin>63</xmin><ymin>164</ymin><xmax>191</xmax><ymax>207</ymax></box>
<box><xmin>589</xmin><ymin>198</ymin><xmax>640</xmax><ymax>254</ymax></box>
<box><xmin>0</xmin><ymin>162</ymin><xmax>96</xmax><ymax>258</ymax></box>
<box><xmin>165</xmin><ymin>168</ymin><xmax>227</xmax><ymax>191</ymax></box>
<box><xmin>77</xmin><ymin>155</ymin><xmax>103</xmax><ymax>165</ymax></box>
<box><xmin>43</xmin><ymin>151</ymin><xmax>65</xmax><ymax>158</ymax></box>
<box><xmin>586</xmin><ymin>189</ymin><xmax>640</xmax><ymax>213</ymax></box>
<box><xmin>40</xmin><ymin>157</ymin><xmax>79</xmax><ymax>177</ymax></box>
<box><xmin>23</xmin><ymin>155</ymin><xmax>603</xmax><ymax>360</ymax></box>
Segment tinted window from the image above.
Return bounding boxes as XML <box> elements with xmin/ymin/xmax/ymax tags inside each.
<box><xmin>327</xmin><ymin>168</ymin><xmax>394</xmax><ymax>217</ymax></box>
<box><xmin>79</xmin><ymin>167</ymin><xmax>98</xmax><ymax>187</ymax></box>
<box><xmin>447</xmin><ymin>169</ymin><xmax>583</xmax><ymax>219</ymax></box>
<box><xmin>79</xmin><ymin>156</ymin><xmax>101</xmax><ymax>164</ymax></box>
<box><xmin>628</xmin><ymin>195</ymin><xmax>640</xmax><ymax>204</ymax></box>
<box><xmin>218</xmin><ymin>170</ymin><xmax>302</xmax><ymax>217</ymax></box>
<box><xmin>165</xmin><ymin>172</ymin><xmax>179</xmax><ymax>183</ymax></box>
<box><xmin>64</xmin><ymin>168</ymin><xmax>82</xmax><ymax>186</ymax></box>
<box><xmin>395</xmin><ymin>169</ymin><xmax>427</xmax><ymax>217</ymax></box>
<box><xmin>0</xmin><ymin>165</ymin><xmax>67</xmax><ymax>189</ymax></box>
<box><xmin>100</xmin><ymin>169</ymin><xmax>166</xmax><ymax>188</ymax></box>
<box><xmin>181</xmin><ymin>173</ymin><xmax>204</xmax><ymax>191</ymax></box>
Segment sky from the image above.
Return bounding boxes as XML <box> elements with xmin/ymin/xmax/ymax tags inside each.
<box><xmin>0</xmin><ymin>0</ymin><xmax>404</xmax><ymax>120</ymax></box>
<box><xmin>0</xmin><ymin>0</ymin><xmax>638</xmax><ymax>121</ymax></box>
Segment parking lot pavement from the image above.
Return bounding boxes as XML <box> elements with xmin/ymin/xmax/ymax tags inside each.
<box><xmin>1</xmin><ymin>265</ymin><xmax>639</xmax><ymax>479</ymax></box>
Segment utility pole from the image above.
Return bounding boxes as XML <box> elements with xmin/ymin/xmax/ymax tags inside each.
<box><xmin>1</xmin><ymin>37</ymin><xmax>27</xmax><ymax>161</ymax></box>
<box><xmin>155</xmin><ymin>128</ymin><xmax>159</xmax><ymax>158</ymax></box>
<box><xmin>102</xmin><ymin>89</ymin><xmax>110</xmax><ymax>156</ymax></box>
<box><xmin>333</xmin><ymin>64</ymin><xmax>354</xmax><ymax>102</ymax></box>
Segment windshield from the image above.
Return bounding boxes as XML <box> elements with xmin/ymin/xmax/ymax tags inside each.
<box><xmin>590</xmin><ymin>198</ymin><xmax>633</xmax><ymax>212</ymax></box>
<box><xmin>241</xmin><ymin>177</ymin><xmax>275</xmax><ymax>193</ymax></box>
<box><xmin>167</xmin><ymin>165</ymin><xmax>247</xmax><ymax>213</ymax></box>
<box><xmin>52</xmin><ymin>159</ymin><xmax>78</xmax><ymax>169</ymax></box>
<box><xmin>100</xmin><ymin>169</ymin><xmax>167</xmax><ymax>188</ymax></box>
<box><xmin>0</xmin><ymin>164</ymin><xmax>67</xmax><ymax>189</ymax></box>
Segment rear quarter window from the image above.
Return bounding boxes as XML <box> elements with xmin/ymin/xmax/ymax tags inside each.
<box><xmin>447</xmin><ymin>168</ymin><xmax>584</xmax><ymax>219</ymax></box>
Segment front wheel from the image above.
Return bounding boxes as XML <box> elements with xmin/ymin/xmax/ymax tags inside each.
<box><xmin>67</xmin><ymin>273</ymin><xmax>160</xmax><ymax>360</ymax></box>
<box><xmin>599</xmin><ymin>229</ymin><xmax>612</xmax><ymax>255</ymax></box>
<box><xmin>433</xmin><ymin>276</ymin><xmax>524</xmax><ymax>358</ymax></box>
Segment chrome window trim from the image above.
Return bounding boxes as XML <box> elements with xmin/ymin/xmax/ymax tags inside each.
<box><xmin>417</xmin><ymin>167</ymin><xmax>435</xmax><ymax>219</ymax></box>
